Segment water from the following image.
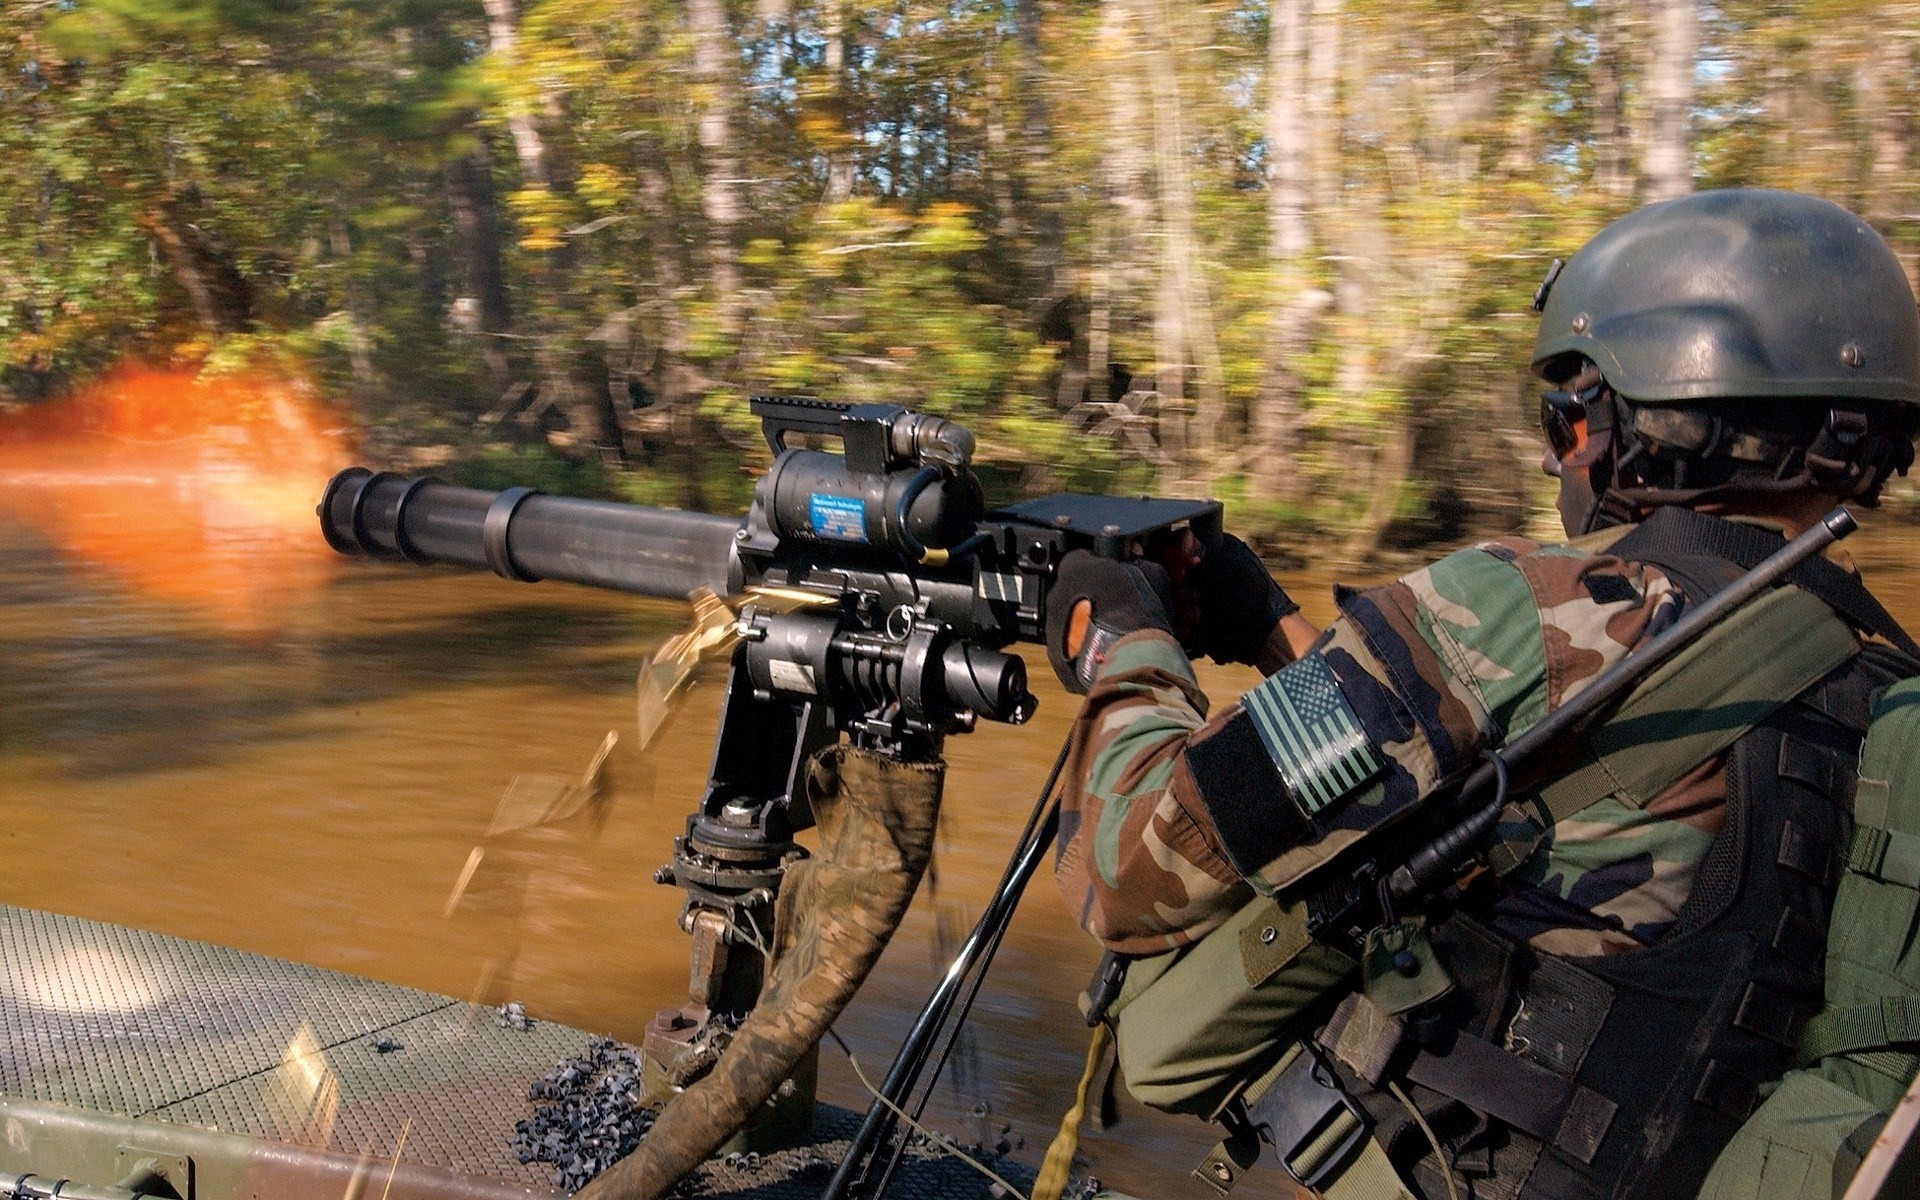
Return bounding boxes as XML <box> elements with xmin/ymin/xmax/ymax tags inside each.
<box><xmin>2</xmin><ymin>505</ymin><xmax>1917</xmax><ymax>1197</ymax></box>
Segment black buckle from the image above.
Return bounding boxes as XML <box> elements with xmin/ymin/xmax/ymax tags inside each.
<box><xmin>1246</xmin><ymin>1044</ymin><xmax>1371</xmax><ymax>1189</ymax></box>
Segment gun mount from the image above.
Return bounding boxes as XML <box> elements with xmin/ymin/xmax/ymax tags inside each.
<box><xmin>320</xmin><ymin>397</ymin><xmax>1219</xmax><ymax>1150</ymax></box>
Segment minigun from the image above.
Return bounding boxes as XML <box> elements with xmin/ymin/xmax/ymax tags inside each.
<box><xmin>320</xmin><ymin>396</ymin><xmax>1218</xmax><ymax>1175</ymax></box>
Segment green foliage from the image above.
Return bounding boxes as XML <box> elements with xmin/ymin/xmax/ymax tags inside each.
<box><xmin>2</xmin><ymin>0</ymin><xmax>1913</xmax><ymax>553</ymax></box>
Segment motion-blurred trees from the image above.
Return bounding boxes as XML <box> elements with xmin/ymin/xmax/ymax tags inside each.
<box><xmin>2</xmin><ymin>0</ymin><xmax>1916</xmax><ymax>551</ymax></box>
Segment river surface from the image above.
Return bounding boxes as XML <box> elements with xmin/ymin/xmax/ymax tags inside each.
<box><xmin>2</xmin><ymin>490</ymin><xmax>1918</xmax><ymax>1198</ymax></box>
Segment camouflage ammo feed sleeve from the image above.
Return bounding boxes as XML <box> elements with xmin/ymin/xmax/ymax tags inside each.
<box><xmin>1053</xmin><ymin>535</ymin><xmax>1723</xmax><ymax>957</ymax></box>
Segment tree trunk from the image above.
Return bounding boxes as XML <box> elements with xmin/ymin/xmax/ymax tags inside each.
<box><xmin>444</xmin><ymin>143</ymin><xmax>514</xmax><ymax>394</ymax></box>
<box><xmin>987</xmin><ymin>66</ymin><xmax>1015</xmax><ymax>236</ymax></box>
<box><xmin>326</xmin><ymin>217</ymin><xmax>377</xmax><ymax>403</ymax></box>
<box><xmin>690</xmin><ymin>0</ymin><xmax>744</xmax><ymax>333</ymax></box>
<box><xmin>1101</xmin><ymin>0</ymin><xmax>1154</xmax><ymax>288</ymax></box>
<box><xmin>1089</xmin><ymin>222</ymin><xmax>1113</xmax><ymax>407</ymax></box>
<box><xmin>482</xmin><ymin>0</ymin><xmax>624</xmax><ymax>462</ymax></box>
<box><xmin>823</xmin><ymin>0</ymin><xmax>854</xmax><ymax>202</ymax></box>
<box><xmin>1640</xmin><ymin>0</ymin><xmax>1696</xmax><ymax>202</ymax></box>
<box><xmin>1251</xmin><ymin>0</ymin><xmax>1325</xmax><ymax>505</ymax></box>
<box><xmin>138</xmin><ymin>198</ymin><xmax>253</xmax><ymax>337</ymax></box>
<box><xmin>1306</xmin><ymin>0</ymin><xmax>1343</xmax><ymax>220</ymax></box>
<box><xmin>1099</xmin><ymin>0</ymin><xmax>1154</xmax><ymax>429</ymax></box>
<box><xmin>1495</xmin><ymin>2</ymin><xmax>1562</xmax><ymax>179</ymax></box>
<box><xmin>1267</xmin><ymin>0</ymin><xmax>1311</xmax><ymax>259</ymax></box>
<box><xmin>1138</xmin><ymin>0</ymin><xmax>1226</xmax><ymax>486</ymax></box>
<box><xmin>481</xmin><ymin>0</ymin><xmax>551</xmax><ymax>189</ymax></box>
<box><xmin>1327</xmin><ymin>11</ymin><xmax>1394</xmax><ymax>559</ymax></box>
<box><xmin>1589</xmin><ymin>0</ymin><xmax>1633</xmax><ymax>197</ymax></box>
<box><xmin>1857</xmin><ymin>30</ymin><xmax>1913</xmax><ymax>220</ymax></box>
<box><xmin>1007</xmin><ymin>0</ymin><xmax>1064</xmax><ymax>296</ymax></box>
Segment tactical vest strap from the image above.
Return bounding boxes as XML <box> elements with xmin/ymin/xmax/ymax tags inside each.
<box><xmin>1847</xmin><ymin>823</ymin><xmax>1920</xmax><ymax>889</ymax></box>
<box><xmin>1489</xmin><ymin>585</ymin><xmax>1858</xmax><ymax>875</ymax></box>
<box><xmin>1397</xmin><ymin>1027</ymin><xmax>1619</xmax><ymax>1164</ymax></box>
<box><xmin>1318</xmin><ymin>1136</ymin><xmax>1419</xmax><ymax>1200</ymax></box>
<box><xmin>1610</xmin><ymin>507</ymin><xmax>1920</xmax><ymax>658</ymax></box>
<box><xmin>1798</xmin><ymin>997</ymin><xmax>1920</xmax><ymax>1067</ymax></box>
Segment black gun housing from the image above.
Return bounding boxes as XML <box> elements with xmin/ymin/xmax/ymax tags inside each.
<box><xmin>320</xmin><ymin>397</ymin><xmax>1222</xmax><ymax>759</ymax></box>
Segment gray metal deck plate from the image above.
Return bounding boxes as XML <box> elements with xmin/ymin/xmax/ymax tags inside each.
<box><xmin>0</xmin><ymin>905</ymin><xmax>1031</xmax><ymax>1198</ymax></box>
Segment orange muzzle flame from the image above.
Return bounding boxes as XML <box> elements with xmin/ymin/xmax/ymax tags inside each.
<box><xmin>0</xmin><ymin>367</ymin><xmax>355</xmax><ymax>635</ymax></box>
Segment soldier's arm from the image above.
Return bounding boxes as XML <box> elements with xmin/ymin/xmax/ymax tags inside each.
<box><xmin>1054</xmin><ymin>537</ymin><xmax>1683</xmax><ymax>952</ymax></box>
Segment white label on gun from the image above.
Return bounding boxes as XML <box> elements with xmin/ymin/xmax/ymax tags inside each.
<box><xmin>769</xmin><ymin>660</ymin><xmax>818</xmax><ymax>695</ymax></box>
<box><xmin>977</xmin><ymin>572</ymin><xmax>1026</xmax><ymax>603</ymax></box>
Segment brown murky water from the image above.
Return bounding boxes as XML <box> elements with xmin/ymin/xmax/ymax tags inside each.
<box><xmin>2</xmin><ymin>488</ymin><xmax>1918</xmax><ymax>1197</ymax></box>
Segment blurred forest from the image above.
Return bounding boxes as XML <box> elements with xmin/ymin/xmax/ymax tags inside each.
<box><xmin>3</xmin><ymin>0</ymin><xmax>1918</xmax><ymax>554</ymax></box>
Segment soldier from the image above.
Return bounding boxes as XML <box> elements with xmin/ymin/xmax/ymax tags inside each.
<box><xmin>1041</xmin><ymin>188</ymin><xmax>1920</xmax><ymax>1199</ymax></box>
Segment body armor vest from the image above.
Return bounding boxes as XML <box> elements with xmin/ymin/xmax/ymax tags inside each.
<box><xmin>1315</xmin><ymin>520</ymin><xmax>1920</xmax><ymax>1200</ymax></box>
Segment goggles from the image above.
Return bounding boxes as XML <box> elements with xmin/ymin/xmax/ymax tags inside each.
<box><xmin>1539</xmin><ymin>374</ymin><xmax>1605</xmax><ymax>459</ymax></box>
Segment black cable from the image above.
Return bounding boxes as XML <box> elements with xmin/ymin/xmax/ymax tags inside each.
<box><xmin>869</xmin><ymin>801</ymin><xmax>1052</xmax><ymax>1196</ymax></box>
<box><xmin>823</xmin><ymin>739</ymin><xmax>1071</xmax><ymax>1200</ymax></box>
<box><xmin>865</xmin><ymin>751</ymin><xmax>1067</xmax><ymax>1198</ymax></box>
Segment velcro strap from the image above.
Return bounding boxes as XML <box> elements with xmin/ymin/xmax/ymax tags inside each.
<box><xmin>1318</xmin><ymin>993</ymin><xmax>1405</xmax><ymax>1087</ymax></box>
<box><xmin>1798</xmin><ymin>996</ymin><xmax>1920</xmax><ymax>1066</ymax></box>
<box><xmin>1187</xmin><ymin>711</ymin><xmax>1309</xmax><ymax>878</ymax></box>
<box><xmin>1777</xmin><ymin>819</ymin><xmax>1836</xmax><ymax>884</ymax></box>
<box><xmin>1846</xmin><ymin>823</ymin><xmax>1920</xmax><ymax>889</ymax></box>
<box><xmin>1772</xmin><ymin>908</ymin><xmax>1825</xmax><ymax>974</ymax></box>
<box><xmin>1733</xmin><ymin>982</ymin><xmax>1813</xmax><ymax>1049</ymax></box>
<box><xmin>1777</xmin><ymin>733</ymin><xmax>1840</xmax><ymax>796</ymax></box>
<box><xmin>1486</xmin><ymin>801</ymin><xmax>1548</xmax><ymax>877</ymax></box>
<box><xmin>1693</xmin><ymin>1058</ymin><xmax>1761</xmax><ymax>1121</ymax></box>
<box><xmin>1850</xmin><ymin>1050</ymin><xmax>1920</xmax><ymax>1085</ymax></box>
<box><xmin>1401</xmin><ymin>1029</ymin><xmax>1617</xmax><ymax>1164</ymax></box>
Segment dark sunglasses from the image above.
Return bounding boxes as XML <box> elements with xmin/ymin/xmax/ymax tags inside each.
<box><xmin>1540</xmin><ymin>377</ymin><xmax>1603</xmax><ymax>459</ymax></box>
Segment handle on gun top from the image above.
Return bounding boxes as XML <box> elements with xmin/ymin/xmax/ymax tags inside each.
<box><xmin>319</xmin><ymin>468</ymin><xmax>743</xmax><ymax>601</ymax></box>
<box><xmin>1388</xmin><ymin>506</ymin><xmax>1859</xmax><ymax>905</ymax></box>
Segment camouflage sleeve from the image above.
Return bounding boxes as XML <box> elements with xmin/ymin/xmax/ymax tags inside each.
<box><xmin>1054</xmin><ymin>536</ymin><xmax>1683</xmax><ymax>953</ymax></box>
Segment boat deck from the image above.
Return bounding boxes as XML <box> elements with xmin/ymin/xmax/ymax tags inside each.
<box><xmin>0</xmin><ymin>903</ymin><xmax>1027</xmax><ymax>1198</ymax></box>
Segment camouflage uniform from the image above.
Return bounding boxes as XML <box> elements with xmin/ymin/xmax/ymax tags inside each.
<box><xmin>1055</xmin><ymin>532</ymin><xmax>1706</xmax><ymax>959</ymax></box>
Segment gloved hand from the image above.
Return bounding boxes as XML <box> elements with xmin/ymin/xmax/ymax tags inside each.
<box><xmin>1187</xmin><ymin>533</ymin><xmax>1299</xmax><ymax>666</ymax></box>
<box><xmin>1044</xmin><ymin>550</ymin><xmax>1177</xmax><ymax>694</ymax></box>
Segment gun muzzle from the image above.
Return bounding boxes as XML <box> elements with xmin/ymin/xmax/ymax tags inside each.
<box><xmin>319</xmin><ymin>468</ymin><xmax>742</xmax><ymax>600</ymax></box>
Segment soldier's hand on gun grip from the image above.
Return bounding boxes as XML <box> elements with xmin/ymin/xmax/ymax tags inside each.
<box><xmin>1045</xmin><ymin>551</ymin><xmax>1177</xmax><ymax>694</ymax></box>
<box><xmin>1188</xmin><ymin>533</ymin><xmax>1299</xmax><ymax>667</ymax></box>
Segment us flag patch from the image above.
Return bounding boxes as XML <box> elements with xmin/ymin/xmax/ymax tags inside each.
<box><xmin>1242</xmin><ymin>651</ymin><xmax>1384</xmax><ymax>817</ymax></box>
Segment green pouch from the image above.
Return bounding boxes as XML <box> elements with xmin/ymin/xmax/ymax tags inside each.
<box><xmin>1361</xmin><ymin>918</ymin><xmax>1452</xmax><ymax>1016</ymax></box>
<box><xmin>1805</xmin><ymin>677</ymin><xmax>1920</xmax><ymax>1113</ymax></box>
<box><xmin>1108</xmin><ymin>892</ymin><xmax>1355</xmax><ymax>1117</ymax></box>
<box><xmin>1696</xmin><ymin>1068</ymin><xmax>1887</xmax><ymax>1200</ymax></box>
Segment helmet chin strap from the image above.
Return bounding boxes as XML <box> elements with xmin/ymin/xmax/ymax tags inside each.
<box><xmin>1583</xmin><ymin>388</ymin><xmax>1891</xmax><ymax>530</ymax></box>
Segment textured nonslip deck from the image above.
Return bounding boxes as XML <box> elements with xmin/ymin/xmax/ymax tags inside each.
<box><xmin>0</xmin><ymin>904</ymin><xmax>1028</xmax><ymax>1198</ymax></box>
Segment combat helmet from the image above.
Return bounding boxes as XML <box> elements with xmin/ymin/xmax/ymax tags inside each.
<box><xmin>1530</xmin><ymin>188</ymin><xmax>1920</xmax><ymax>525</ymax></box>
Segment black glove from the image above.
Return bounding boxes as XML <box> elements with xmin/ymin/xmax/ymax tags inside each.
<box><xmin>1045</xmin><ymin>551</ymin><xmax>1176</xmax><ymax>694</ymax></box>
<box><xmin>1188</xmin><ymin>534</ymin><xmax>1298</xmax><ymax>666</ymax></box>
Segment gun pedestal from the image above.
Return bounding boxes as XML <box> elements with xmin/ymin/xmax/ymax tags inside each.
<box><xmin>640</xmin><ymin>832</ymin><xmax>818</xmax><ymax>1151</ymax></box>
<box><xmin>640</xmin><ymin>635</ymin><xmax>830</xmax><ymax>1149</ymax></box>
